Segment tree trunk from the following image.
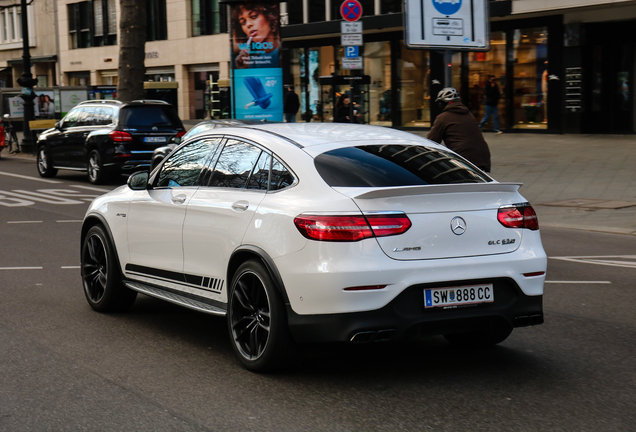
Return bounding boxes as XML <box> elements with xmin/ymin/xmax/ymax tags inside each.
<box><xmin>118</xmin><ymin>0</ymin><xmax>147</xmax><ymax>102</ymax></box>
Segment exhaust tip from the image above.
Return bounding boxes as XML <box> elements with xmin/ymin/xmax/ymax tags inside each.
<box><xmin>375</xmin><ymin>329</ymin><xmax>396</xmax><ymax>342</ymax></box>
<box><xmin>351</xmin><ymin>331</ymin><xmax>375</xmax><ymax>343</ymax></box>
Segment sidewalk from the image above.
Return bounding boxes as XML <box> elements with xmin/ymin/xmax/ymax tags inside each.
<box><xmin>4</xmin><ymin>129</ymin><xmax>636</xmax><ymax>236</ymax></box>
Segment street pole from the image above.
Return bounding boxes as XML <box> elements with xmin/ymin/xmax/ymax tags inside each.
<box><xmin>444</xmin><ymin>50</ymin><xmax>453</xmax><ymax>87</ymax></box>
<box><xmin>17</xmin><ymin>0</ymin><xmax>38</xmax><ymax>154</ymax></box>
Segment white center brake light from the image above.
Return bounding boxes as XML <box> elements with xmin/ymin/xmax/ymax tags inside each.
<box><xmin>294</xmin><ymin>214</ymin><xmax>411</xmax><ymax>242</ymax></box>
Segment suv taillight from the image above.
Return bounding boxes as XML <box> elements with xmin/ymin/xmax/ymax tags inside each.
<box><xmin>109</xmin><ymin>131</ymin><xmax>133</xmax><ymax>142</ymax></box>
<box><xmin>175</xmin><ymin>131</ymin><xmax>186</xmax><ymax>138</ymax></box>
<box><xmin>294</xmin><ymin>214</ymin><xmax>411</xmax><ymax>242</ymax></box>
<box><xmin>497</xmin><ymin>204</ymin><xmax>539</xmax><ymax>230</ymax></box>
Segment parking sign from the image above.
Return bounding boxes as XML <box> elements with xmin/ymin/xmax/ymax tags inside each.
<box><xmin>404</xmin><ymin>0</ymin><xmax>490</xmax><ymax>51</ymax></box>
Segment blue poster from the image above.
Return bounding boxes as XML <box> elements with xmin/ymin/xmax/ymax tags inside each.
<box><xmin>234</xmin><ymin>68</ymin><xmax>283</xmax><ymax>122</ymax></box>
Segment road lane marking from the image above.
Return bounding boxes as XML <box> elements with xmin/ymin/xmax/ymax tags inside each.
<box><xmin>0</xmin><ymin>171</ymin><xmax>62</xmax><ymax>183</ymax></box>
<box><xmin>57</xmin><ymin>220</ymin><xmax>82</xmax><ymax>223</ymax></box>
<box><xmin>0</xmin><ymin>267</ymin><xmax>43</xmax><ymax>270</ymax></box>
<box><xmin>550</xmin><ymin>255</ymin><xmax>636</xmax><ymax>269</ymax></box>
<box><xmin>545</xmin><ymin>281</ymin><xmax>611</xmax><ymax>284</ymax></box>
<box><xmin>61</xmin><ymin>266</ymin><xmax>80</xmax><ymax>269</ymax></box>
<box><xmin>7</xmin><ymin>221</ymin><xmax>43</xmax><ymax>224</ymax></box>
<box><xmin>70</xmin><ymin>185</ymin><xmax>112</xmax><ymax>193</ymax></box>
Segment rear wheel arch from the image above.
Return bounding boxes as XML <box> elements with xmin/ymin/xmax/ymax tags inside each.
<box><xmin>228</xmin><ymin>246</ymin><xmax>290</xmax><ymax>304</ymax></box>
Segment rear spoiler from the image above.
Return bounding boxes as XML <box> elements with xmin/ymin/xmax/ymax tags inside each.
<box><xmin>336</xmin><ymin>182</ymin><xmax>522</xmax><ymax>200</ymax></box>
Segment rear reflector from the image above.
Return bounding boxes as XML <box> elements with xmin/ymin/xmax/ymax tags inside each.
<box><xmin>497</xmin><ymin>204</ymin><xmax>539</xmax><ymax>230</ymax></box>
<box><xmin>294</xmin><ymin>214</ymin><xmax>411</xmax><ymax>242</ymax></box>
<box><xmin>523</xmin><ymin>271</ymin><xmax>546</xmax><ymax>277</ymax></box>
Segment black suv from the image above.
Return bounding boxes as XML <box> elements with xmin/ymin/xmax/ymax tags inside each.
<box><xmin>36</xmin><ymin>100</ymin><xmax>185</xmax><ymax>184</ymax></box>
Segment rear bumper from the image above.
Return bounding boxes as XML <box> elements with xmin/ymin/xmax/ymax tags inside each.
<box><xmin>104</xmin><ymin>151</ymin><xmax>154</xmax><ymax>174</ymax></box>
<box><xmin>286</xmin><ymin>277</ymin><xmax>543</xmax><ymax>343</ymax></box>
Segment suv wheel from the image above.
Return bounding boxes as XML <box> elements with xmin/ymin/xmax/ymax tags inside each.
<box><xmin>228</xmin><ymin>259</ymin><xmax>295</xmax><ymax>372</ymax></box>
<box><xmin>87</xmin><ymin>150</ymin><xmax>107</xmax><ymax>184</ymax></box>
<box><xmin>36</xmin><ymin>145</ymin><xmax>58</xmax><ymax>178</ymax></box>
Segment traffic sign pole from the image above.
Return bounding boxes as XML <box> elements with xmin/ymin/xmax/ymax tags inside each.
<box><xmin>340</xmin><ymin>0</ymin><xmax>363</xmax><ymax>123</ymax></box>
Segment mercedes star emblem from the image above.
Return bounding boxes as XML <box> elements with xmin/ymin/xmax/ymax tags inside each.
<box><xmin>450</xmin><ymin>216</ymin><xmax>467</xmax><ymax>235</ymax></box>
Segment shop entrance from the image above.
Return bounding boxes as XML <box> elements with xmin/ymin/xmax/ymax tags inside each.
<box><xmin>318</xmin><ymin>75</ymin><xmax>370</xmax><ymax>123</ymax></box>
<box><xmin>585</xmin><ymin>23</ymin><xmax>634</xmax><ymax>133</ymax></box>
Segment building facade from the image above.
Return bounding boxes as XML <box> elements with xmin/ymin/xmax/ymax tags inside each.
<box><xmin>3</xmin><ymin>0</ymin><xmax>634</xmax><ymax>134</ymax></box>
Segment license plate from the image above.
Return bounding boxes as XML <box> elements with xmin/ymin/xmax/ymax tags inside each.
<box><xmin>144</xmin><ymin>136</ymin><xmax>167</xmax><ymax>143</ymax></box>
<box><xmin>424</xmin><ymin>283</ymin><xmax>494</xmax><ymax>309</ymax></box>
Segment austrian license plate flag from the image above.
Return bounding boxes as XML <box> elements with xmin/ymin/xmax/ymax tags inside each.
<box><xmin>424</xmin><ymin>283</ymin><xmax>494</xmax><ymax>308</ymax></box>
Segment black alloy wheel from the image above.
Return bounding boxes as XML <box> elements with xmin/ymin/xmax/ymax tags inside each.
<box><xmin>228</xmin><ymin>260</ymin><xmax>294</xmax><ymax>372</ymax></box>
<box><xmin>81</xmin><ymin>225</ymin><xmax>137</xmax><ymax>312</ymax></box>
<box><xmin>36</xmin><ymin>145</ymin><xmax>58</xmax><ymax>178</ymax></box>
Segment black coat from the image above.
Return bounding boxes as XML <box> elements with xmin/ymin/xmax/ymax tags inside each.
<box><xmin>284</xmin><ymin>91</ymin><xmax>300</xmax><ymax>114</ymax></box>
<box><xmin>483</xmin><ymin>82</ymin><xmax>500</xmax><ymax>107</ymax></box>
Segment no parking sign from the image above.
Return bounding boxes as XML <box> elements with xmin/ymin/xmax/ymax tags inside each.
<box><xmin>341</xmin><ymin>0</ymin><xmax>363</xmax><ymax>22</ymax></box>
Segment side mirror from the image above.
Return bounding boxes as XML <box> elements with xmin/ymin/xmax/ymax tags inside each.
<box><xmin>127</xmin><ymin>171</ymin><xmax>150</xmax><ymax>190</ymax></box>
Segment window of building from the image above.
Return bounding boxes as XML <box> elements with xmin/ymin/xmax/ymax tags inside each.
<box><xmin>93</xmin><ymin>0</ymin><xmax>117</xmax><ymax>46</ymax></box>
<box><xmin>512</xmin><ymin>27</ymin><xmax>548</xmax><ymax>130</ymax></box>
<box><xmin>399</xmin><ymin>41</ymin><xmax>431</xmax><ymax>127</ymax></box>
<box><xmin>284</xmin><ymin>1</ymin><xmax>302</xmax><ymax>25</ymax></box>
<box><xmin>147</xmin><ymin>0</ymin><xmax>168</xmax><ymax>41</ymax></box>
<box><xmin>68</xmin><ymin>0</ymin><xmax>117</xmax><ymax>49</ymax></box>
<box><xmin>381</xmin><ymin>0</ymin><xmax>401</xmax><ymax>14</ymax></box>
<box><xmin>192</xmin><ymin>0</ymin><xmax>227</xmax><ymax>36</ymax></box>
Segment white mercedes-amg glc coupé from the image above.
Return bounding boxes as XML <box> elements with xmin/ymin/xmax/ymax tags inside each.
<box><xmin>81</xmin><ymin>123</ymin><xmax>546</xmax><ymax>371</ymax></box>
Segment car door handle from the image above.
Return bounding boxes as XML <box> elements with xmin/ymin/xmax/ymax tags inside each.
<box><xmin>172</xmin><ymin>194</ymin><xmax>187</xmax><ymax>204</ymax></box>
<box><xmin>231</xmin><ymin>201</ymin><xmax>249</xmax><ymax>212</ymax></box>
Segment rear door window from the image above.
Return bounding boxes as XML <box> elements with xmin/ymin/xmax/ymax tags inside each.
<box><xmin>314</xmin><ymin>145</ymin><xmax>491</xmax><ymax>187</ymax></box>
<box><xmin>208</xmin><ymin>139</ymin><xmax>262</xmax><ymax>189</ymax></box>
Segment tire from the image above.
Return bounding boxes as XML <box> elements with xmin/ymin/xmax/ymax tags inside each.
<box><xmin>444</xmin><ymin>321</ymin><xmax>513</xmax><ymax>348</ymax></box>
<box><xmin>87</xmin><ymin>149</ymin><xmax>108</xmax><ymax>184</ymax></box>
<box><xmin>81</xmin><ymin>225</ymin><xmax>137</xmax><ymax>312</ymax></box>
<box><xmin>36</xmin><ymin>145</ymin><xmax>58</xmax><ymax>178</ymax></box>
<box><xmin>228</xmin><ymin>259</ymin><xmax>294</xmax><ymax>372</ymax></box>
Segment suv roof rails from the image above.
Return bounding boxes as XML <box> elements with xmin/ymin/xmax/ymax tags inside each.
<box><xmin>77</xmin><ymin>100</ymin><xmax>123</xmax><ymax>106</ymax></box>
<box><xmin>130</xmin><ymin>99</ymin><xmax>170</xmax><ymax>105</ymax></box>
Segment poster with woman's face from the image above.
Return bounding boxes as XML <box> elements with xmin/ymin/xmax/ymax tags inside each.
<box><xmin>229</xmin><ymin>1</ymin><xmax>283</xmax><ymax>122</ymax></box>
<box><xmin>231</xmin><ymin>2</ymin><xmax>281</xmax><ymax>69</ymax></box>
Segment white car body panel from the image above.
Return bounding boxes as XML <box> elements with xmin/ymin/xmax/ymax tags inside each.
<box><xmin>182</xmin><ymin>187</ymin><xmax>267</xmax><ymax>303</ymax></box>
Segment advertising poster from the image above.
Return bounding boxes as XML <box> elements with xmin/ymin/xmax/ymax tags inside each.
<box><xmin>229</xmin><ymin>1</ymin><xmax>283</xmax><ymax>121</ymax></box>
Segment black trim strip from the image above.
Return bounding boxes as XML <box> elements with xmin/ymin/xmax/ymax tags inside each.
<box><xmin>125</xmin><ymin>264</ymin><xmax>224</xmax><ymax>294</ymax></box>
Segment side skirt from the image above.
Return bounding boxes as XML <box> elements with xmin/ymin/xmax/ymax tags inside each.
<box><xmin>124</xmin><ymin>280</ymin><xmax>227</xmax><ymax>316</ymax></box>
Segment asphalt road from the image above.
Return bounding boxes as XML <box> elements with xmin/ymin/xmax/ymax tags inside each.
<box><xmin>1</xmin><ymin>156</ymin><xmax>635</xmax><ymax>431</ymax></box>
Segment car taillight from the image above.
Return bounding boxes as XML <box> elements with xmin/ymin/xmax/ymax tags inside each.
<box><xmin>175</xmin><ymin>131</ymin><xmax>186</xmax><ymax>138</ymax></box>
<box><xmin>109</xmin><ymin>131</ymin><xmax>133</xmax><ymax>142</ymax></box>
<box><xmin>497</xmin><ymin>204</ymin><xmax>539</xmax><ymax>230</ymax></box>
<box><xmin>294</xmin><ymin>214</ymin><xmax>411</xmax><ymax>242</ymax></box>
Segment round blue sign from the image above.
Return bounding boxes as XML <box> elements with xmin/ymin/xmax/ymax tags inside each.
<box><xmin>432</xmin><ymin>0</ymin><xmax>462</xmax><ymax>16</ymax></box>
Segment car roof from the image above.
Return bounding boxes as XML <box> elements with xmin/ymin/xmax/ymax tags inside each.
<box><xmin>238</xmin><ymin>123</ymin><xmax>425</xmax><ymax>148</ymax></box>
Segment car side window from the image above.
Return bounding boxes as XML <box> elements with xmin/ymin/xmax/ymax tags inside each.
<box><xmin>270</xmin><ymin>158</ymin><xmax>294</xmax><ymax>191</ymax></box>
<box><xmin>208</xmin><ymin>139</ymin><xmax>263</xmax><ymax>189</ymax></box>
<box><xmin>62</xmin><ymin>108</ymin><xmax>81</xmax><ymax>128</ymax></box>
<box><xmin>93</xmin><ymin>107</ymin><xmax>114</xmax><ymax>125</ymax></box>
<box><xmin>76</xmin><ymin>107</ymin><xmax>95</xmax><ymax>127</ymax></box>
<box><xmin>156</xmin><ymin>138</ymin><xmax>223</xmax><ymax>188</ymax></box>
<box><xmin>247</xmin><ymin>152</ymin><xmax>271</xmax><ymax>190</ymax></box>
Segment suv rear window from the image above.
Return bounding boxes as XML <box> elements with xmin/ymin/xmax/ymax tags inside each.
<box><xmin>119</xmin><ymin>105</ymin><xmax>183</xmax><ymax>128</ymax></box>
<box><xmin>314</xmin><ymin>145</ymin><xmax>491</xmax><ymax>187</ymax></box>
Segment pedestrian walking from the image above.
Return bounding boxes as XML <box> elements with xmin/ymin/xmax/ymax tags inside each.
<box><xmin>284</xmin><ymin>85</ymin><xmax>300</xmax><ymax>122</ymax></box>
<box><xmin>478</xmin><ymin>75</ymin><xmax>502</xmax><ymax>134</ymax></box>
<box><xmin>427</xmin><ymin>87</ymin><xmax>491</xmax><ymax>173</ymax></box>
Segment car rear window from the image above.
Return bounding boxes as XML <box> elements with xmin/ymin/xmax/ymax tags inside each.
<box><xmin>119</xmin><ymin>105</ymin><xmax>183</xmax><ymax>129</ymax></box>
<box><xmin>314</xmin><ymin>145</ymin><xmax>491</xmax><ymax>187</ymax></box>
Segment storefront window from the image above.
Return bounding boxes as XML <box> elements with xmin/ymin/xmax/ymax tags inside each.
<box><xmin>192</xmin><ymin>71</ymin><xmax>220</xmax><ymax>119</ymax></box>
<box><xmin>297</xmin><ymin>47</ymin><xmax>329</xmax><ymax>122</ymax></box>
<box><xmin>399</xmin><ymin>41</ymin><xmax>431</xmax><ymax>127</ymax></box>
<box><xmin>467</xmin><ymin>31</ymin><xmax>506</xmax><ymax>129</ymax></box>
<box><xmin>365</xmin><ymin>42</ymin><xmax>391</xmax><ymax>126</ymax></box>
<box><xmin>512</xmin><ymin>27</ymin><xmax>548</xmax><ymax>129</ymax></box>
